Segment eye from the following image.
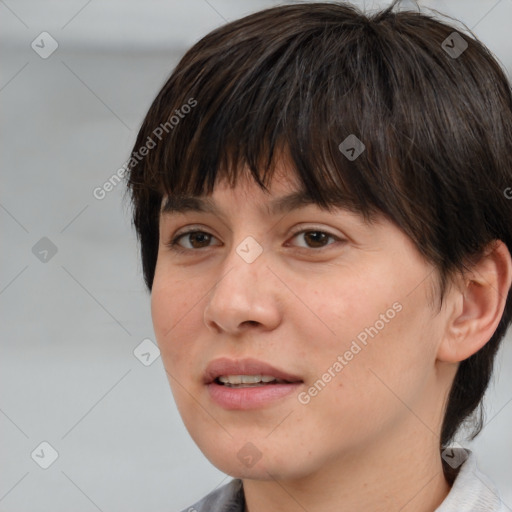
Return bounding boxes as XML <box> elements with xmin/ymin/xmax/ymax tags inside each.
<box><xmin>165</xmin><ymin>229</ymin><xmax>219</xmax><ymax>252</ymax></box>
<box><xmin>287</xmin><ymin>227</ymin><xmax>343</xmax><ymax>250</ymax></box>
<box><xmin>164</xmin><ymin>226</ymin><xmax>344</xmax><ymax>254</ymax></box>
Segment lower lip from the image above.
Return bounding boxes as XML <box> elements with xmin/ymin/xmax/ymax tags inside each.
<box><xmin>206</xmin><ymin>381</ymin><xmax>302</xmax><ymax>410</ymax></box>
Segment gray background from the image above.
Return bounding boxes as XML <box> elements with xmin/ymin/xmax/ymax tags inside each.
<box><xmin>1</xmin><ymin>0</ymin><xmax>511</xmax><ymax>510</ymax></box>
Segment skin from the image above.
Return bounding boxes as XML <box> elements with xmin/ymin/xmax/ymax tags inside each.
<box><xmin>151</xmin><ymin>159</ymin><xmax>512</xmax><ymax>512</ymax></box>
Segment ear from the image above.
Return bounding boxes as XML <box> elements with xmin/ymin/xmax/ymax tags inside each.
<box><xmin>437</xmin><ymin>240</ymin><xmax>512</xmax><ymax>363</ymax></box>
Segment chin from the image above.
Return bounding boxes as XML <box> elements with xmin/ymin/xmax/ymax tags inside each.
<box><xmin>198</xmin><ymin>439</ymin><xmax>311</xmax><ymax>481</ymax></box>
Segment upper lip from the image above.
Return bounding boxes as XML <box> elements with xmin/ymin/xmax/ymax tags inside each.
<box><xmin>203</xmin><ymin>357</ymin><xmax>303</xmax><ymax>384</ymax></box>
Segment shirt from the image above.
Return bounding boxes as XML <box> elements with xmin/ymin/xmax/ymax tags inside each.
<box><xmin>179</xmin><ymin>448</ymin><xmax>507</xmax><ymax>512</ymax></box>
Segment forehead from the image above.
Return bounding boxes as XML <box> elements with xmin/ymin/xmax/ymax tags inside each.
<box><xmin>160</xmin><ymin>188</ymin><xmax>327</xmax><ymax>218</ymax></box>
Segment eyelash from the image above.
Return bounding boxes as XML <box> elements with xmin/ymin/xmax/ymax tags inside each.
<box><xmin>164</xmin><ymin>226</ymin><xmax>344</xmax><ymax>254</ymax></box>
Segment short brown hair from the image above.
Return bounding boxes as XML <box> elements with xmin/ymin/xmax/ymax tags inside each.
<box><xmin>125</xmin><ymin>1</ymin><xmax>512</xmax><ymax>451</ymax></box>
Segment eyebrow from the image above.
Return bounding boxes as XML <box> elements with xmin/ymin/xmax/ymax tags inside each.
<box><xmin>160</xmin><ymin>190</ymin><xmax>339</xmax><ymax>218</ymax></box>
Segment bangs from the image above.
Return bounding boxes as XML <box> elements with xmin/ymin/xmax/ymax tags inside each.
<box><xmin>140</xmin><ymin>6</ymin><xmax>404</xmax><ymax>225</ymax></box>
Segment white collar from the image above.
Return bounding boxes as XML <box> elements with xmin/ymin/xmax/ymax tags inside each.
<box><xmin>435</xmin><ymin>448</ymin><xmax>506</xmax><ymax>511</ymax></box>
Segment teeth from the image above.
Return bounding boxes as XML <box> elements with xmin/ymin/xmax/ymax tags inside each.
<box><xmin>218</xmin><ymin>375</ymin><xmax>281</xmax><ymax>385</ymax></box>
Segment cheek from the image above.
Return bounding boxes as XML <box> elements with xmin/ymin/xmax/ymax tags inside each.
<box><xmin>302</xmin><ymin>265</ymin><xmax>437</xmax><ymax>414</ymax></box>
<box><xmin>297</xmin><ymin>315</ymin><xmax>435</xmax><ymax>453</ymax></box>
<box><xmin>150</xmin><ymin>275</ymin><xmax>211</xmax><ymax>426</ymax></box>
<box><xmin>304</xmin><ymin>266</ymin><xmax>401</xmax><ymax>355</ymax></box>
<box><xmin>150</xmin><ymin>269</ymin><xmax>201</xmax><ymax>370</ymax></box>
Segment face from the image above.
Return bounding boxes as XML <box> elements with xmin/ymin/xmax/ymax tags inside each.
<box><xmin>151</xmin><ymin>162</ymin><xmax>449</xmax><ymax>481</ymax></box>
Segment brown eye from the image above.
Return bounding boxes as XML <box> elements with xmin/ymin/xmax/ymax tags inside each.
<box><xmin>289</xmin><ymin>229</ymin><xmax>342</xmax><ymax>249</ymax></box>
<box><xmin>166</xmin><ymin>230</ymin><xmax>219</xmax><ymax>252</ymax></box>
<box><xmin>302</xmin><ymin>231</ymin><xmax>330</xmax><ymax>248</ymax></box>
<box><xmin>183</xmin><ymin>231</ymin><xmax>212</xmax><ymax>249</ymax></box>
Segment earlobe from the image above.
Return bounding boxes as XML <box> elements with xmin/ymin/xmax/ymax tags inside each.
<box><xmin>437</xmin><ymin>240</ymin><xmax>512</xmax><ymax>364</ymax></box>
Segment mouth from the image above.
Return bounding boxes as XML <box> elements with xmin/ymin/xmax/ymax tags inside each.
<box><xmin>204</xmin><ymin>357</ymin><xmax>304</xmax><ymax>409</ymax></box>
<box><xmin>214</xmin><ymin>374</ymin><xmax>295</xmax><ymax>388</ymax></box>
<box><xmin>203</xmin><ymin>357</ymin><xmax>303</xmax><ymax>386</ymax></box>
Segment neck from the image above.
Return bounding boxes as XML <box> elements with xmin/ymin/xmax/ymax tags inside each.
<box><xmin>242</xmin><ymin>423</ymin><xmax>451</xmax><ymax>512</ymax></box>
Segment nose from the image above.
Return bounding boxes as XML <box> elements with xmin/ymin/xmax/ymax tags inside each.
<box><xmin>203</xmin><ymin>242</ymin><xmax>282</xmax><ymax>335</ymax></box>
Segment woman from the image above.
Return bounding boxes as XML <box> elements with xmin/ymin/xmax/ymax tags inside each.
<box><xmin>126</xmin><ymin>1</ymin><xmax>512</xmax><ymax>510</ymax></box>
